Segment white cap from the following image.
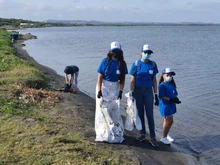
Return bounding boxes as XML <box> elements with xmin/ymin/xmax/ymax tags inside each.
<box><xmin>162</xmin><ymin>68</ymin><xmax>176</xmax><ymax>75</ymax></box>
<box><xmin>110</xmin><ymin>41</ymin><xmax>121</xmax><ymax>50</ymax></box>
<box><xmin>141</xmin><ymin>44</ymin><xmax>153</xmax><ymax>53</ymax></box>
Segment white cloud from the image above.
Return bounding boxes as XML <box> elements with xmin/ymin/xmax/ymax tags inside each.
<box><xmin>0</xmin><ymin>0</ymin><xmax>220</xmax><ymax>23</ymax></box>
<box><xmin>76</xmin><ymin>6</ymin><xmax>87</xmax><ymax>9</ymax></box>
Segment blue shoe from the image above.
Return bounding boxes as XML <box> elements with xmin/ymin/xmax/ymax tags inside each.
<box><xmin>149</xmin><ymin>138</ymin><xmax>159</xmax><ymax>147</ymax></box>
<box><xmin>136</xmin><ymin>135</ymin><xmax>146</xmax><ymax>142</ymax></box>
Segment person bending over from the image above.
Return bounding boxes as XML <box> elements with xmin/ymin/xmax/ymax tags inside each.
<box><xmin>64</xmin><ymin>65</ymin><xmax>79</xmax><ymax>93</ymax></box>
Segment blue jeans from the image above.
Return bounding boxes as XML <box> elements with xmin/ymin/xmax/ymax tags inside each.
<box><xmin>134</xmin><ymin>87</ymin><xmax>156</xmax><ymax>138</ymax></box>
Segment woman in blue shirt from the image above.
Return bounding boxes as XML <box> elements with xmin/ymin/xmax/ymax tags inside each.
<box><xmin>129</xmin><ymin>44</ymin><xmax>159</xmax><ymax>147</ymax></box>
<box><xmin>158</xmin><ymin>68</ymin><xmax>181</xmax><ymax>145</ymax></box>
<box><xmin>95</xmin><ymin>41</ymin><xmax>128</xmax><ymax>143</ymax></box>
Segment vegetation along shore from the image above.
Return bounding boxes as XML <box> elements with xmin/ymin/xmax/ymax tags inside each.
<box><xmin>0</xmin><ymin>29</ymin><xmax>197</xmax><ymax>165</ymax></box>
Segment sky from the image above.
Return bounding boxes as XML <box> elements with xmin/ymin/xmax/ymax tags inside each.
<box><xmin>0</xmin><ymin>0</ymin><xmax>220</xmax><ymax>23</ymax></box>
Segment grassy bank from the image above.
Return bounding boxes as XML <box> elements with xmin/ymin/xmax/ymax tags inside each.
<box><xmin>0</xmin><ymin>30</ymin><xmax>130</xmax><ymax>165</ymax></box>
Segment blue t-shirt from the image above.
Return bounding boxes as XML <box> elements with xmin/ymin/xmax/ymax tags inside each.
<box><xmin>129</xmin><ymin>59</ymin><xmax>158</xmax><ymax>88</ymax></box>
<box><xmin>97</xmin><ymin>58</ymin><xmax>128</xmax><ymax>82</ymax></box>
<box><xmin>158</xmin><ymin>82</ymin><xmax>178</xmax><ymax>117</ymax></box>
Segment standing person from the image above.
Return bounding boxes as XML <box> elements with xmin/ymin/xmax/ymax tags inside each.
<box><xmin>129</xmin><ymin>44</ymin><xmax>159</xmax><ymax>147</ymax></box>
<box><xmin>64</xmin><ymin>65</ymin><xmax>79</xmax><ymax>93</ymax></box>
<box><xmin>158</xmin><ymin>68</ymin><xmax>181</xmax><ymax>145</ymax></box>
<box><xmin>95</xmin><ymin>41</ymin><xmax>128</xmax><ymax>143</ymax></box>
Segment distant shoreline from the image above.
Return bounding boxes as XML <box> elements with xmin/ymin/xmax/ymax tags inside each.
<box><xmin>1</xmin><ymin>17</ymin><xmax>219</xmax><ymax>31</ymax></box>
<box><xmin>2</xmin><ymin>22</ymin><xmax>220</xmax><ymax>31</ymax></box>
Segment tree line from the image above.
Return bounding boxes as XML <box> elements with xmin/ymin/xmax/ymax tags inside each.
<box><xmin>0</xmin><ymin>18</ymin><xmax>70</xmax><ymax>29</ymax></box>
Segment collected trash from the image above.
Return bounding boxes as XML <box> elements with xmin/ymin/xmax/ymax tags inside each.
<box><xmin>56</xmin><ymin>85</ymin><xmax>78</xmax><ymax>94</ymax></box>
<box><xmin>14</xmin><ymin>84</ymin><xmax>62</xmax><ymax>104</ymax></box>
<box><xmin>124</xmin><ymin>91</ymin><xmax>142</xmax><ymax>131</ymax></box>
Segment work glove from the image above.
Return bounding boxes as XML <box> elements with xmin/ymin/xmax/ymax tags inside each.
<box><xmin>63</xmin><ymin>84</ymin><xmax>69</xmax><ymax>92</ymax></box>
<box><xmin>154</xmin><ymin>94</ymin><xmax>159</xmax><ymax>106</ymax></box>
<box><xmin>64</xmin><ymin>84</ymin><xmax>71</xmax><ymax>89</ymax></box>
<box><xmin>97</xmin><ymin>90</ymin><xmax>103</xmax><ymax>98</ymax></box>
<box><xmin>169</xmin><ymin>97</ymin><xmax>181</xmax><ymax>104</ymax></box>
<box><xmin>132</xmin><ymin>91</ymin><xmax>135</xmax><ymax>98</ymax></box>
<box><xmin>117</xmin><ymin>90</ymin><xmax>123</xmax><ymax>100</ymax></box>
<box><xmin>131</xmin><ymin>91</ymin><xmax>135</xmax><ymax>101</ymax></box>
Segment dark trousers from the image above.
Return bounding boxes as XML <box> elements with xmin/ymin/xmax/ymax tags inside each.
<box><xmin>134</xmin><ymin>87</ymin><xmax>156</xmax><ymax>138</ymax></box>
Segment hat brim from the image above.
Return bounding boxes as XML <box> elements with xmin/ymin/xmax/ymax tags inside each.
<box><xmin>111</xmin><ymin>48</ymin><xmax>121</xmax><ymax>51</ymax></box>
<box><xmin>142</xmin><ymin>50</ymin><xmax>153</xmax><ymax>53</ymax></box>
<box><xmin>163</xmin><ymin>71</ymin><xmax>175</xmax><ymax>76</ymax></box>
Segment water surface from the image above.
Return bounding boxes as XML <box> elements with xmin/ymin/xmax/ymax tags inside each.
<box><xmin>18</xmin><ymin>26</ymin><xmax>220</xmax><ymax>165</ymax></box>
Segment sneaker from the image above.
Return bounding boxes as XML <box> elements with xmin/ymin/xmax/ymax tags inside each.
<box><xmin>73</xmin><ymin>88</ymin><xmax>78</xmax><ymax>93</ymax></box>
<box><xmin>149</xmin><ymin>138</ymin><xmax>159</xmax><ymax>147</ymax></box>
<box><xmin>167</xmin><ymin>135</ymin><xmax>174</xmax><ymax>142</ymax></box>
<box><xmin>136</xmin><ymin>135</ymin><xmax>146</xmax><ymax>142</ymax></box>
<box><xmin>160</xmin><ymin>137</ymin><xmax>171</xmax><ymax>145</ymax></box>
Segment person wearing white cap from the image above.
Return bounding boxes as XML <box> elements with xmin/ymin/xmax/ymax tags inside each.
<box><xmin>129</xmin><ymin>44</ymin><xmax>159</xmax><ymax>147</ymax></box>
<box><xmin>158</xmin><ymin>68</ymin><xmax>181</xmax><ymax>145</ymax></box>
<box><xmin>95</xmin><ymin>41</ymin><xmax>128</xmax><ymax>143</ymax></box>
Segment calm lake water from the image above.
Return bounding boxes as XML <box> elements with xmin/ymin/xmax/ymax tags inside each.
<box><xmin>18</xmin><ymin>26</ymin><xmax>220</xmax><ymax>165</ymax></box>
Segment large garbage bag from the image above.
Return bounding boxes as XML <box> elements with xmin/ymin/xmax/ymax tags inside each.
<box><xmin>95</xmin><ymin>80</ymin><xmax>124</xmax><ymax>143</ymax></box>
<box><xmin>124</xmin><ymin>91</ymin><xmax>142</xmax><ymax>131</ymax></box>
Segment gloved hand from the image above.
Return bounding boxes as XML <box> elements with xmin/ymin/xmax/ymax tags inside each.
<box><xmin>64</xmin><ymin>84</ymin><xmax>71</xmax><ymax>89</ymax></box>
<box><xmin>132</xmin><ymin>91</ymin><xmax>135</xmax><ymax>98</ymax></box>
<box><xmin>154</xmin><ymin>94</ymin><xmax>159</xmax><ymax>106</ymax></box>
<box><xmin>117</xmin><ymin>90</ymin><xmax>123</xmax><ymax>100</ymax></box>
<box><xmin>64</xmin><ymin>84</ymin><xmax>70</xmax><ymax>92</ymax></box>
<box><xmin>97</xmin><ymin>90</ymin><xmax>103</xmax><ymax>98</ymax></box>
<box><xmin>169</xmin><ymin>97</ymin><xmax>181</xmax><ymax>104</ymax></box>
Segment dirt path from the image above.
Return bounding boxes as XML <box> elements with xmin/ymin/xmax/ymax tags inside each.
<box><xmin>12</xmin><ymin>33</ymin><xmax>196</xmax><ymax>165</ymax></box>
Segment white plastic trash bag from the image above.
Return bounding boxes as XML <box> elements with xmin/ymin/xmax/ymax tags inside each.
<box><xmin>95</xmin><ymin>80</ymin><xmax>124</xmax><ymax>143</ymax></box>
<box><xmin>124</xmin><ymin>91</ymin><xmax>142</xmax><ymax>131</ymax></box>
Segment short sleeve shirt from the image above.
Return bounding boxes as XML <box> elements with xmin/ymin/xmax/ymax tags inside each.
<box><xmin>97</xmin><ymin>58</ymin><xmax>128</xmax><ymax>82</ymax></box>
<box><xmin>129</xmin><ymin>59</ymin><xmax>158</xmax><ymax>88</ymax></box>
<box><xmin>158</xmin><ymin>82</ymin><xmax>178</xmax><ymax>117</ymax></box>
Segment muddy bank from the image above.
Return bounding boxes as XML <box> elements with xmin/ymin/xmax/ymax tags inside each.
<box><xmin>12</xmin><ymin>33</ymin><xmax>197</xmax><ymax>165</ymax></box>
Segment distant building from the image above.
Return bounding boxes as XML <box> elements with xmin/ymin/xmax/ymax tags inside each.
<box><xmin>20</xmin><ymin>23</ymin><xmax>28</xmax><ymax>26</ymax></box>
<box><xmin>19</xmin><ymin>23</ymin><xmax>35</xmax><ymax>27</ymax></box>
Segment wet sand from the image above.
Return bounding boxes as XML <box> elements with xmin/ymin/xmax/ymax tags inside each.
<box><xmin>12</xmin><ymin>33</ymin><xmax>197</xmax><ymax>165</ymax></box>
